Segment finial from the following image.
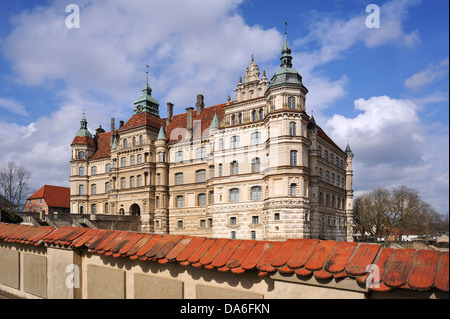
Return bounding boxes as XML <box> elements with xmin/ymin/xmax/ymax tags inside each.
<box><xmin>251</xmin><ymin>54</ymin><xmax>254</xmax><ymax>62</ymax></box>
<box><xmin>145</xmin><ymin>64</ymin><xmax>149</xmax><ymax>84</ymax></box>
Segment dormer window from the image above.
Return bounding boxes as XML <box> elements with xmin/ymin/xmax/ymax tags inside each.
<box><xmin>79</xmin><ymin>151</ymin><xmax>85</xmax><ymax>159</ymax></box>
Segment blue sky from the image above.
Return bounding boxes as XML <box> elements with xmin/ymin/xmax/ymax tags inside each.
<box><xmin>0</xmin><ymin>0</ymin><xmax>448</xmax><ymax>215</ymax></box>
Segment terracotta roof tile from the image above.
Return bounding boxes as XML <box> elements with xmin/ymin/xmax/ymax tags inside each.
<box><xmin>383</xmin><ymin>249</ymin><xmax>415</xmax><ymax>288</ymax></box>
<box><xmin>345</xmin><ymin>243</ymin><xmax>381</xmax><ymax>276</ymax></box>
<box><xmin>176</xmin><ymin>236</ymin><xmax>206</xmax><ymax>263</ymax></box>
<box><xmin>325</xmin><ymin>241</ymin><xmax>358</xmax><ymax>274</ymax></box>
<box><xmin>286</xmin><ymin>238</ymin><xmax>319</xmax><ymax>269</ymax></box>
<box><xmin>187</xmin><ymin>238</ymin><xmax>216</xmax><ymax>265</ymax></box>
<box><xmin>199</xmin><ymin>238</ymin><xmax>229</xmax><ymax>266</ymax></box>
<box><xmin>226</xmin><ymin>240</ymin><xmax>257</xmax><ymax>269</ymax></box>
<box><xmin>212</xmin><ymin>240</ymin><xmax>242</xmax><ymax>268</ymax></box>
<box><xmin>271</xmin><ymin>238</ymin><xmax>302</xmax><ymax>267</ymax></box>
<box><xmin>0</xmin><ymin>223</ymin><xmax>448</xmax><ymax>294</ymax></box>
<box><xmin>435</xmin><ymin>252</ymin><xmax>449</xmax><ymax>292</ymax></box>
<box><xmin>408</xmin><ymin>250</ymin><xmax>442</xmax><ymax>291</ymax></box>
<box><xmin>163</xmin><ymin>236</ymin><xmax>192</xmax><ymax>261</ymax></box>
<box><xmin>305</xmin><ymin>241</ymin><xmax>337</xmax><ymax>271</ymax></box>
<box><xmin>241</xmin><ymin>241</ymin><xmax>271</xmax><ymax>270</ymax></box>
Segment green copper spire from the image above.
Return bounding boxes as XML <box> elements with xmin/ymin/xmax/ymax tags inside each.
<box><xmin>345</xmin><ymin>142</ymin><xmax>354</xmax><ymax>157</ymax></box>
<box><xmin>111</xmin><ymin>135</ymin><xmax>118</xmax><ymax>149</ymax></box>
<box><xmin>75</xmin><ymin>113</ymin><xmax>93</xmax><ymax>138</ymax></box>
<box><xmin>269</xmin><ymin>23</ymin><xmax>303</xmax><ymax>88</ymax></box>
<box><xmin>157</xmin><ymin>126</ymin><xmax>166</xmax><ymax>140</ymax></box>
<box><xmin>133</xmin><ymin>65</ymin><xmax>160</xmax><ymax>116</ymax></box>
<box><xmin>210</xmin><ymin>108</ymin><xmax>220</xmax><ymax>129</ymax></box>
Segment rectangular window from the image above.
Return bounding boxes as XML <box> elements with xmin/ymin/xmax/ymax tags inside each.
<box><xmin>218</xmin><ymin>138</ymin><xmax>223</xmax><ymax>151</ymax></box>
<box><xmin>251</xmin><ymin>132</ymin><xmax>261</xmax><ymax>145</ymax></box>
<box><xmin>198</xmin><ymin>194</ymin><xmax>206</xmax><ymax>206</ymax></box>
<box><xmin>200</xmin><ymin>219</ymin><xmax>206</xmax><ymax>228</ymax></box>
<box><xmin>196</xmin><ymin>147</ymin><xmax>206</xmax><ymax>159</ymax></box>
<box><xmin>252</xmin><ymin>215</ymin><xmax>259</xmax><ymax>225</ymax></box>
<box><xmin>175</xmin><ymin>151</ymin><xmax>183</xmax><ymax>163</ymax></box>
<box><xmin>290</xmin><ymin>184</ymin><xmax>297</xmax><ymax>197</ymax></box>
<box><xmin>251</xmin><ymin>231</ymin><xmax>256</xmax><ymax>240</ymax></box>
<box><xmin>290</xmin><ymin>150</ymin><xmax>297</xmax><ymax>166</ymax></box>
<box><xmin>230</xmin><ymin>188</ymin><xmax>239</xmax><ymax>202</ymax></box>
<box><xmin>196</xmin><ymin>170</ymin><xmax>206</xmax><ymax>183</ymax></box>
<box><xmin>178</xmin><ymin>220</ymin><xmax>183</xmax><ymax>228</ymax></box>
<box><xmin>251</xmin><ymin>186</ymin><xmax>262</xmax><ymax>200</ymax></box>
<box><xmin>230</xmin><ymin>216</ymin><xmax>237</xmax><ymax>226</ymax></box>
<box><xmin>175</xmin><ymin>173</ymin><xmax>183</xmax><ymax>185</ymax></box>
<box><xmin>230</xmin><ymin>136</ymin><xmax>240</xmax><ymax>149</ymax></box>
<box><xmin>176</xmin><ymin>196</ymin><xmax>184</xmax><ymax>208</ymax></box>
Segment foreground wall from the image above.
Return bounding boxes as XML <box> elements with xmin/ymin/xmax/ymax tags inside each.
<box><xmin>0</xmin><ymin>223</ymin><xmax>448</xmax><ymax>299</ymax></box>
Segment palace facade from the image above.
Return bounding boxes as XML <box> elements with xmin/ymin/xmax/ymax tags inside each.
<box><xmin>70</xmin><ymin>34</ymin><xmax>354</xmax><ymax>241</ymax></box>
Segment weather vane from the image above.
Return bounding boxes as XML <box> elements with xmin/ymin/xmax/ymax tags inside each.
<box><xmin>285</xmin><ymin>21</ymin><xmax>288</xmax><ymax>34</ymax></box>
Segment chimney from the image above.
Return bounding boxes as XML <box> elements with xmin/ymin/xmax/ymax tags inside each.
<box><xmin>110</xmin><ymin>118</ymin><xmax>115</xmax><ymax>146</ymax></box>
<box><xmin>196</xmin><ymin>94</ymin><xmax>204</xmax><ymax>115</ymax></box>
<box><xmin>167</xmin><ymin>102</ymin><xmax>174</xmax><ymax>121</ymax></box>
<box><xmin>186</xmin><ymin>107</ymin><xmax>194</xmax><ymax>138</ymax></box>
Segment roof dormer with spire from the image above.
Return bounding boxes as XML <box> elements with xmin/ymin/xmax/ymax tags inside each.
<box><xmin>234</xmin><ymin>55</ymin><xmax>270</xmax><ymax>102</ymax></box>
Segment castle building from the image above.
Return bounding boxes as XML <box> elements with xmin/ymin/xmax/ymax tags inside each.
<box><xmin>70</xmin><ymin>33</ymin><xmax>354</xmax><ymax>241</ymax></box>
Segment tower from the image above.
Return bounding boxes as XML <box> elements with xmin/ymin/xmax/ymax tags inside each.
<box><xmin>70</xmin><ymin>114</ymin><xmax>96</xmax><ymax>214</ymax></box>
<box><xmin>345</xmin><ymin>143</ymin><xmax>354</xmax><ymax>242</ymax></box>
<box><xmin>155</xmin><ymin>126</ymin><xmax>169</xmax><ymax>233</ymax></box>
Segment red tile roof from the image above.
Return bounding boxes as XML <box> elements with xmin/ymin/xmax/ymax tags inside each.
<box><xmin>90</xmin><ymin>132</ymin><xmax>113</xmax><ymax>160</ymax></box>
<box><xmin>0</xmin><ymin>223</ymin><xmax>448</xmax><ymax>293</ymax></box>
<box><xmin>118</xmin><ymin>112</ymin><xmax>163</xmax><ymax>133</ymax></box>
<box><xmin>27</xmin><ymin>185</ymin><xmax>70</xmax><ymax>208</ymax></box>
<box><xmin>164</xmin><ymin>104</ymin><xmax>226</xmax><ymax>143</ymax></box>
<box><xmin>71</xmin><ymin>135</ymin><xmax>96</xmax><ymax>146</ymax></box>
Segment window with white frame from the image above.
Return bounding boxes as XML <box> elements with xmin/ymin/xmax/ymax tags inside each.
<box><xmin>251</xmin><ymin>186</ymin><xmax>262</xmax><ymax>200</ymax></box>
<box><xmin>230</xmin><ymin>188</ymin><xmax>239</xmax><ymax>202</ymax></box>
<box><xmin>251</xmin><ymin>132</ymin><xmax>261</xmax><ymax>145</ymax></box>
<box><xmin>252</xmin><ymin>158</ymin><xmax>260</xmax><ymax>173</ymax></box>
<box><xmin>290</xmin><ymin>150</ymin><xmax>298</xmax><ymax>166</ymax></box>
<box><xmin>176</xmin><ymin>196</ymin><xmax>184</xmax><ymax>208</ymax></box>
<box><xmin>231</xmin><ymin>161</ymin><xmax>239</xmax><ymax>175</ymax></box>
<box><xmin>230</xmin><ymin>136</ymin><xmax>240</xmax><ymax>149</ymax></box>
<box><xmin>198</xmin><ymin>193</ymin><xmax>206</xmax><ymax>206</ymax></box>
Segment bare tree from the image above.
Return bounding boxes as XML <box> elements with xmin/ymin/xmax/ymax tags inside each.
<box><xmin>0</xmin><ymin>161</ymin><xmax>32</xmax><ymax>211</ymax></box>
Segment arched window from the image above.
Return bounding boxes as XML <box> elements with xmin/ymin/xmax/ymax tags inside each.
<box><xmin>326</xmin><ymin>170</ymin><xmax>330</xmax><ymax>183</ymax></box>
<box><xmin>252</xmin><ymin>110</ymin><xmax>257</xmax><ymax>121</ymax></box>
<box><xmin>319</xmin><ymin>168</ymin><xmax>323</xmax><ymax>181</ymax></box>
<box><xmin>130</xmin><ymin>176</ymin><xmax>135</xmax><ymax>188</ymax></box>
<box><xmin>251</xmin><ymin>132</ymin><xmax>261</xmax><ymax>145</ymax></box>
<box><xmin>289</xmin><ymin>122</ymin><xmax>296</xmax><ymax>136</ymax></box>
<box><xmin>196</xmin><ymin>170</ymin><xmax>206</xmax><ymax>182</ymax></box>
<box><xmin>137</xmin><ymin>154</ymin><xmax>142</xmax><ymax>164</ymax></box>
<box><xmin>288</xmin><ymin>96</ymin><xmax>296</xmax><ymax>109</ymax></box>
<box><xmin>132</xmin><ymin>136</ymin><xmax>136</xmax><ymax>147</ymax></box>
<box><xmin>331</xmin><ymin>173</ymin><xmax>335</xmax><ymax>185</ymax></box>
<box><xmin>330</xmin><ymin>153</ymin><xmax>334</xmax><ymax>163</ymax></box>
<box><xmin>105</xmin><ymin>182</ymin><xmax>110</xmax><ymax>193</ymax></box>
<box><xmin>231</xmin><ymin>114</ymin><xmax>236</xmax><ymax>125</ymax></box>
<box><xmin>290</xmin><ymin>183</ymin><xmax>297</xmax><ymax>197</ymax></box>
<box><xmin>137</xmin><ymin>175</ymin><xmax>142</xmax><ymax>187</ymax></box>
<box><xmin>139</xmin><ymin>135</ymin><xmax>143</xmax><ymax>145</ymax></box>
<box><xmin>123</xmin><ymin>139</ymin><xmax>127</xmax><ymax>148</ymax></box>
<box><xmin>121</xmin><ymin>157</ymin><xmax>126</xmax><ymax>167</ymax></box>
<box><xmin>231</xmin><ymin>161</ymin><xmax>239</xmax><ymax>175</ymax></box>
<box><xmin>130</xmin><ymin>155</ymin><xmax>135</xmax><ymax>166</ymax></box>
<box><xmin>91</xmin><ymin>184</ymin><xmax>96</xmax><ymax>195</ymax></box>
<box><xmin>230</xmin><ymin>188</ymin><xmax>239</xmax><ymax>202</ymax></box>
<box><xmin>252</xmin><ymin>158</ymin><xmax>261</xmax><ymax>173</ymax></box>
<box><xmin>156</xmin><ymin>173</ymin><xmax>161</xmax><ymax>185</ymax></box>
<box><xmin>324</xmin><ymin>150</ymin><xmax>328</xmax><ymax>161</ymax></box>
<box><xmin>91</xmin><ymin>166</ymin><xmax>97</xmax><ymax>175</ymax></box>
<box><xmin>105</xmin><ymin>163</ymin><xmax>111</xmax><ymax>173</ymax></box>
<box><xmin>120</xmin><ymin>177</ymin><xmax>126</xmax><ymax>189</ymax></box>
<box><xmin>251</xmin><ymin>186</ymin><xmax>262</xmax><ymax>200</ymax></box>
<box><xmin>230</xmin><ymin>136</ymin><xmax>239</xmax><ymax>148</ymax></box>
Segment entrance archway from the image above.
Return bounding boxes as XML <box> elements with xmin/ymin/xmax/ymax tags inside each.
<box><xmin>130</xmin><ymin>203</ymin><xmax>140</xmax><ymax>216</ymax></box>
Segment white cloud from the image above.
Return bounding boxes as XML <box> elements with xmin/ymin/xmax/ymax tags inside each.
<box><xmin>404</xmin><ymin>58</ymin><xmax>449</xmax><ymax>90</ymax></box>
<box><xmin>324</xmin><ymin>95</ymin><xmax>448</xmax><ymax>214</ymax></box>
<box><xmin>0</xmin><ymin>97</ymin><xmax>28</xmax><ymax>116</ymax></box>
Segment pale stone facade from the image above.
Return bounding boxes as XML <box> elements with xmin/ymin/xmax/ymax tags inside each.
<box><xmin>70</xmin><ymin>34</ymin><xmax>354</xmax><ymax>241</ymax></box>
